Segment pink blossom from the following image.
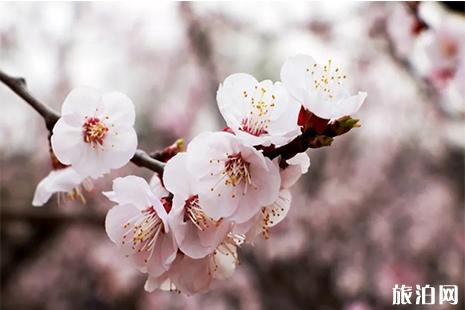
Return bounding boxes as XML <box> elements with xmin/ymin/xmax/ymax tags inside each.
<box><xmin>281</xmin><ymin>54</ymin><xmax>367</xmax><ymax>120</ymax></box>
<box><xmin>51</xmin><ymin>87</ymin><xmax>138</xmax><ymax>178</ymax></box>
<box><xmin>236</xmin><ymin>152</ymin><xmax>310</xmax><ymax>241</ymax></box>
<box><xmin>415</xmin><ymin>17</ymin><xmax>465</xmax><ymax>88</ymax></box>
<box><xmin>104</xmin><ymin>175</ymin><xmax>177</xmax><ymax>277</ymax></box>
<box><xmin>217</xmin><ymin>73</ymin><xmax>301</xmax><ymax>147</ymax></box>
<box><xmin>186</xmin><ymin>131</ymin><xmax>281</xmax><ymax>224</ymax></box>
<box><xmin>163</xmin><ymin>152</ymin><xmax>234</xmax><ymax>259</ymax></box>
<box><xmin>144</xmin><ymin>233</ymin><xmax>243</xmax><ymax>295</ymax></box>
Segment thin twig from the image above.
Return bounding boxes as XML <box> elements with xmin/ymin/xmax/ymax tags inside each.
<box><xmin>0</xmin><ymin>69</ymin><xmax>165</xmax><ymax>174</ymax></box>
<box><xmin>0</xmin><ymin>70</ymin><xmax>60</xmax><ymax>131</ymax></box>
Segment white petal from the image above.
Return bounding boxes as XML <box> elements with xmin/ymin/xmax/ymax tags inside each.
<box><xmin>217</xmin><ymin>73</ymin><xmax>257</xmax><ymax>128</ymax></box>
<box><xmin>150</xmin><ymin>174</ymin><xmax>169</xmax><ymax>197</ymax></box>
<box><xmin>101</xmin><ymin>91</ymin><xmax>136</xmax><ymax>126</ymax></box>
<box><xmin>265</xmin><ymin>189</ymin><xmax>292</xmax><ymax>227</ymax></box>
<box><xmin>71</xmin><ymin>145</ymin><xmax>108</xmax><ymax>178</ymax></box>
<box><xmin>330</xmin><ymin>91</ymin><xmax>367</xmax><ymax>119</ymax></box>
<box><xmin>281</xmin><ymin>152</ymin><xmax>310</xmax><ymax>188</ymax></box>
<box><xmin>61</xmin><ymin>87</ymin><xmax>102</xmax><ymax>118</ymax></box>
<box><xmin>109</xmin><ymin>175</ymin><xmax>155</xmax><ymax>209</ymax></box>
<box><xmin>144</xmin><ymin>274</ymin><xmax>173</xmax><ymax>292</ymax></box>
<box><xmin>51</xmin><ymin>118</ymin><xmax>85</xmax><ymax>166</ymax></box>
<box><xmin>101</xmin><ymin>125</ymin><xmax>138</xmax><ymax>170</ymax></box>
<box><xmin>105</xmin><ymin>204</ymin><xmax>140</xmax><ymax>244</ymax></box>
<box><xmin>212</xmin><ymin>244</ymin><xmax>237</xmax><ymax>280</ymax></box>
<box><xmin>32</xmin><ymin>167</ymin><xmax>83</xmax><ymax>206</ymax></box>
<box><xmin>281</xmin><ymin>54</ymin><xmax>317</xmax><ymax>102</ymax></box>
<box><xmin>163</xmin><ymin>153</ymin><xmax>191</xmax><ymax>196</ymax></box>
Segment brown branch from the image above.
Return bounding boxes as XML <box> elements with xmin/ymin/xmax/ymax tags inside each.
<box><xmin>264</xmin><ymin>115</ymin><xmax>360</xmax><ymax>161</ymax></box>
<box><xmin>0</xmin><ymin>70</ymin><xmax>60</xmax><ymax>131</ymax></box>
<box><xmin>0</xmin><ymin>69</ymin><xmax>165</xmax><ymax>174</ymax></box>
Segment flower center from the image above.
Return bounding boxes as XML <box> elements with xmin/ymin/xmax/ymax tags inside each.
<box><xmin>441</xmin><ymin>39</ymin><xmax>458</xmax><ymax>58</ymax></box>
<box><xmin>224</xmin><ymin>153</ymin><xmax>251</xmax><ymax>187</ymax></box>
<box><xmin>240</xmin><ymin>86</ymin><xmax>276</xmax><ymax>136</ymax></box>
<box><xmin>184</xmin><ymin>195</ymin><xmax>212</xmax><ymax>231</ymax></box>
<box><xmin>306</xmin><ymin>59</ymin><xmax>347</xmax><ymax>101</ymax></box>
<box><xmin>122</xmin><ymin>206</ymin><xmax>164</xmax><ymax>262</ymax></box>
<box><xmin>82</xmin><ymin>117</ymin><xmax>108</xmax><ymax>146</ymax></box>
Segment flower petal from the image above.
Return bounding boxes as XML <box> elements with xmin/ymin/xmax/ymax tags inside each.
<box><xmin>61</xmin><ymin>86</ymin><xmax>102</xmax><ymax>118</ymax></box>
<box><xmin>101</xmin><ymin>91</ymin><xmax>136</xmax><ymax>126</ymax></box>
<box><xmin>281</xmin><ymin>152</ymin><xmax>310</xmax><ymax>188</ymax></box>
<box><xmin>32</xmin><ymin>167</ymin><xmax>83</xmax><ymax>206</ymax></box>
<box><xmin>101</xmin><ymin>125</ymin><xmax>138</xmax><ymax>170</ymax></box>
<box><xmin>265</xmin><ymin>189</ymin><xmax>292</xmax><ymax>227</ymax></box>
<box><xmin>163</xmin><ymin>153</ymin><xmax>191</xmax><ymax>197</ymax></box>
<box><xmin>105</xmin><ymin>204</ymin><xmax>140</xmax><ymax>244</ymax></box>
<box><xmin>109</xmin><ymin>176</ymin><xmax>155</xmax><ymax>209</ymax></box>
<box><xmin>281</xmin><ymin>54</ymin><xmax>317</xmax><ymax>102</ymax></box>
<box><xmin>217</xmin><ymin>73</ymin><xmax>257</xmax><ymax>128</ymax></box>
<box><xmin>51</xmin><ymin>118</ymin><xmax>85</xmax><ymax>166</ymax></box>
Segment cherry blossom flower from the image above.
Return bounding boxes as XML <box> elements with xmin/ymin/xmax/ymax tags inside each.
<box><xmin>51</xmin><ymin>87</ymin><xmax>138</xmax><ymax>178</ymax></box>
<box><xmin>280</xmin><ymin>152</ymin><xmax>311</xmax><ymax>189</ymax></box>
<box><xmin>163</xmin><ymin>152</ymin><xmax>234</xmax><ymax>259</ymax></box>
<box><xmin>414</xmin><ymin>17</ymin><xmax>465</xmax><ymax>88</ymax></box>
<box><xmin>186</xmin><ymin>131</ymin><xmax>281</xmax><ymax>224</ymax></box>
<box><xmin>217</xmin><ymin>73</ymin><xmax>301</xmax><ymax>146</ymax></box>
<box><xmin>144</xmin><ymin>233</ymin><xmax>243</xmax><ymax>295</ymax></box>
<box><xmin>104</xmin><ymin>175</ymin><xmax>177</xmax><ymax>277</ymax></box>
<box><xmin>32</xmin><ymin>167</ymin><xmax>90</xmax><ymax>206</ymax></box>
<box><xmin>237</xmin><ymin>152</ymin><xmax>310</xmax><ymax>241</ymax></box>
<box><xmin>281</xmin><ymin>54</ymin><xmax>367</xmax><ymax>120</ymax></box>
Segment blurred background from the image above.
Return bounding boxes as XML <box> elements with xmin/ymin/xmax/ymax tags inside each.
<box><xmin>1</xmin><ymin>2</ymin><xmax>464</xmax><ymax>309</ymax></box>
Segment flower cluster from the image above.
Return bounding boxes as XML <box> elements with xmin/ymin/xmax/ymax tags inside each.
<box><xmin>103</xmin><ymin>55</ymin><xmax>365</xmax><ymax>294</ymax></box>
<box><xmin>33</xmin><ymin>55</ymin><xmax>366</xmax><ymax>294</ymax></box>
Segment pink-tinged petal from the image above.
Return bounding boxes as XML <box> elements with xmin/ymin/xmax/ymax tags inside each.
<box><xmin>61</xmin><ymin>113</ymin><xmax>83</xmax><ymax>127</ymax></box>
<box><xmin>212</xmin><ymin>244</ymin><xmax>238</xmax><ymax>280</ymax></box>
<box><xmin>181</xmin><ymin>219</ymin><xmax>233</xmax><ymax>259</ymax></box>
<box><xmin>234</xmin><ymin>213</ymin><xmax>261</xmax><ymax>243</ymax></box>
<box><xmin>172</xmin><ymin>255</ymin><xmax>212</xmax><ymax>295</ymax></box>
<box><xmin>168</xmin><ymin>202</ymin><xmax>189</xmax><ymax>245</ymax></box>
<box><xmin>105</xmin><ymin>204</ymin><xmax>140</xmax><ymax>245</ymax></box>
<box><xmin>228</xmin><ymin>195</ymin><xmax>262</xmax><ymax>224</ymax></box>
<box><xmin>227</xmin><ymin>155</ymin><xmax>279</xmax><ymax>223</ymax></box>
<box><xmin>163</xmin><ymin>153</ymin><xmax>191</xmax><ymax>197</ymax></box>
<box><xmin>149</xmin><ymin>174</ymin><xmax>169</xmax><ymax>198</ymax></box>
<box><xmin>281</xmin><ymin>152</ymin><xmax>310</xmax><ymax>188</ymax></box>
<box><xmin>32</xmin><ymin>168</ymin><xmax>83</xmax><ymax>206</ymax></box>
<box><xmin>101</xmin><ymin>125</ymin><xmax>138</xmax><ymax>170</ymax></box>
<box><xmin>51</xmin><ymin>118</ymin><xmax>85</xmax><ymax>165</ymax></box>
<box><xmin>265</xmin><ymin>189</ymin><xmax>292</xmax><ymax>227</ymax></box>
<box><xmin>281</xmin><ymin>54</ymin><xmax>317</xmax><ymax>102</ymax></box>
<box><xmin>61</xmin><ymin>87</ymin><xmax>102</xmax><ymax>118</ymax></box>
<box><xmin>109</xmin><ymin>176</ymin><xmax>155</xmax><ymax>209</ymax></box>
<box><xmin>247</xmin><ymin>154</ymin><xmax>281</xmax><ymax>207</ymax></box>
<box><xmin>146</xmin><ymin>232</ymin><xmax>178</xmax><ymax>277</ymax></box>
<box><xmin>199</xmin><ymin>184</ymin><xmax>240</xmax><ymax>220</ymax></box>
<box><xmin>101</xmin><ymin>91</ymin><xmax>135</xmax><ymax>126</ymax></box>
